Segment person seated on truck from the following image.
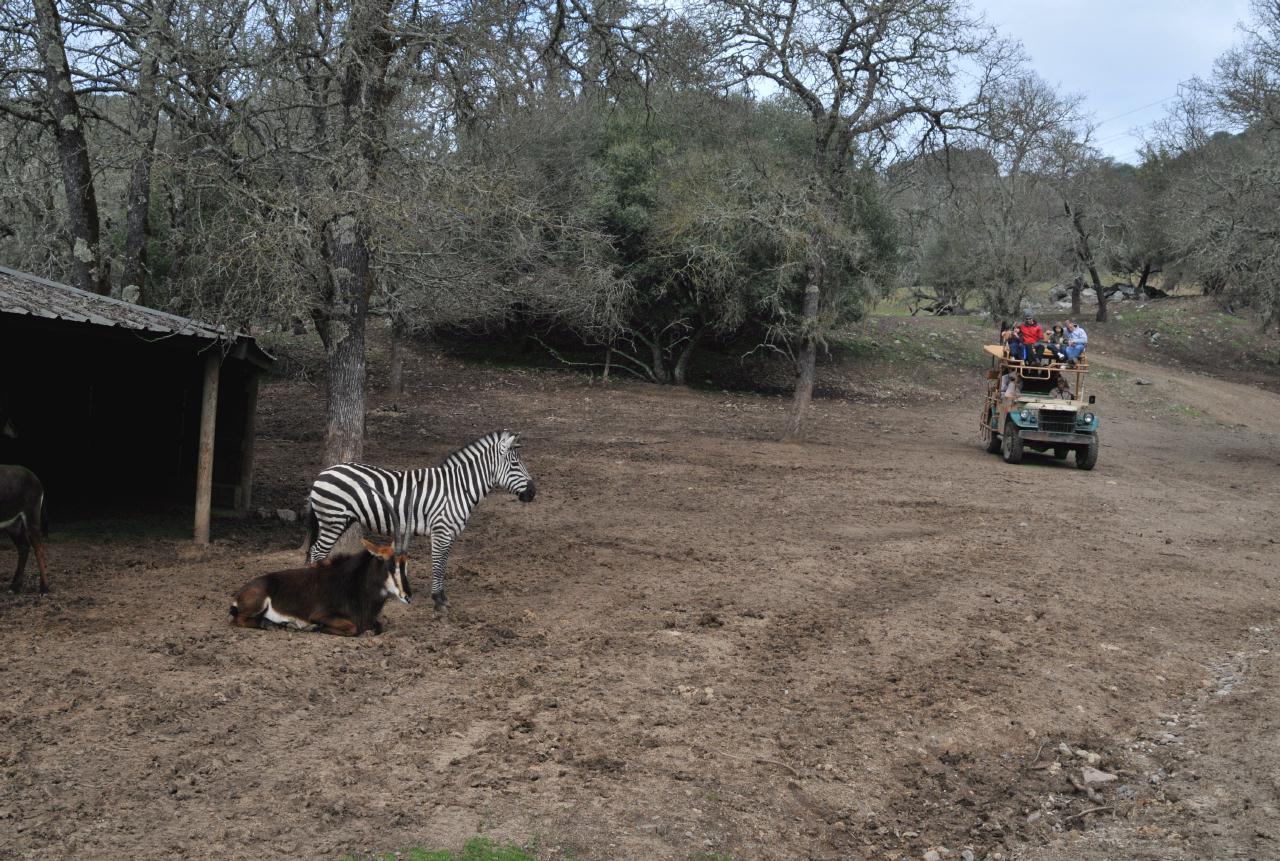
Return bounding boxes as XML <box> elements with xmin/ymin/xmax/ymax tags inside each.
<box><xmin>1063</xmin><ymin>319</ymin><xmax>1089</xmax><ymax>365</ymax></box>
<box><xmin>1045</xmin><ymin>324</ymin><xmax>1069</xmax><ymax>363</ymax></box>
<box><xmin>1049</xmin><ymin>373</ymin><xmax>1074</xmax><ymax>400</ymax></box>
<box><xmin>1013</xmin><ymin>313</ymin><xmax>1044</xmax><ymax>364</ymax></box>
<box><xmin>993</xmin><ymin>321</ymin><xmax>1013</xmax><ymax>358</ymax></box>
<box><xmin>1000</xmin><ymin>369</ymin><xmax>1022</xmax><ymax>407</ymax></box>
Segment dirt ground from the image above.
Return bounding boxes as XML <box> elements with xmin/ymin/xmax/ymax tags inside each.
<box><xmin>2</xmin><ymin>318</ymin><xmax>1278</xmax><ymax>861</ymax></box>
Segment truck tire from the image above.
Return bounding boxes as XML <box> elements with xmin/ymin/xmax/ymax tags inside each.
<box><xmin>1001</xmin><ymin>420</ymin><xmax>1024</xmax><ymax>464</ymax></box>
<box><xmin>1075</xmin><ymin>435</ymin><xmax>1099</xmax><ymax>470</ymax></box>
<box><xmin>1053</xmin><ymin>446</ymin><xmax>1069</xmax><ymax>460</ymax></box>
<box><xmin>984</xmin><ymin>413</ymin><xmax>1001</xmax><ymax>453</ymax></box>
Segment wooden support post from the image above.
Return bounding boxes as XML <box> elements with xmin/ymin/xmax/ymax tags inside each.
<box><xmin>237</xmin><ymin>372</ymin><xmax>260</xmax><ymax>513</ymax></box>
<box><xmin>194</xmin><ymin>351</ymin><xmax>220</xmax><ymax>544</ymax></box>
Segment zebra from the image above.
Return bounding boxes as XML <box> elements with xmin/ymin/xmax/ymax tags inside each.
<box><xmin>305</xmin><ymin>430</ymin><xmax>536</xmax><ymax>610</ymax></box>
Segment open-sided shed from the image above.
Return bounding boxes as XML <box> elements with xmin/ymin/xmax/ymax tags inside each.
<box><xmin>0</xmin><ymin>265</ymin><xmax>273</xmax><ymax>542</ymax></box>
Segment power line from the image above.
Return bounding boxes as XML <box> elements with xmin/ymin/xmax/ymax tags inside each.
<box><xmin>1093</xmin><ymin>94</ymin><xmax>1180</xmax><ymax>127</ymax></box>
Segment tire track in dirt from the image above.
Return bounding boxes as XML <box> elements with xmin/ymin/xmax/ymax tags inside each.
<box><xmin>1092</xmin><ymin>352</ymin><xmax>1280</xmax><ymax>431</ymax></box>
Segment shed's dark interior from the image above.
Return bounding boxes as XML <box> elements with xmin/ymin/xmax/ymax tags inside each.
<box><xmin>1</xmin><ymin>315</ymin><xmax>256</xmax><ymax>514</ymax></box>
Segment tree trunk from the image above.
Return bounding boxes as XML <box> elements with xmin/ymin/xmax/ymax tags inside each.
<box><xmin>1065</xmin><ymin>200</ymin><xmax>1107</xmax><ymax>323</ymax></box>
<box><xmin>320</xmin><ymin>215</ymin><xmax>371</xmax><ymax>466</ymax></box>
<box><xmin>1136</xmin><ymin>261</ymin><xmax>1153</xmax><ymax>297</ymax></box>
<box><xmin>787</xmin><ymin>278</ymin><xmax>821</xmax><ymax>439</ymax></box>
<box><xmin>1087</xmin><ymin>264</ymin><xmax>1107</xmax><ymax>323</ymax></box>
<box><xmin>388</xmin><ymin>317</ymin><xmax>405</xmax><ymax>397</ymax></box>
<box><xmin>1071</xmin><ymin>276</ymin><xmax>1083</xmax><ymax>316</ymax></box>
<box><xmin>32</xmin><ymin>0</ymin><xmax>107</xmax><ymax>295</ymax></box>
<box><xmin>672</xmin><ymin>325</ymin><xmax>706</xmax><ymax>387</ymax></box>
<box><xmin>641</xmin><ymin>331</ymin><xmax>669</xmax><ymax>383</ymax></box>
<box><xmin>121</xmin><ymin>13</ymin><xmax>165</xmax><ymax>303</ymax></box>
<box><xmin>316</xmin><ymin>0</ymin><xmax>395</xmax><ymax>466</ymax></box>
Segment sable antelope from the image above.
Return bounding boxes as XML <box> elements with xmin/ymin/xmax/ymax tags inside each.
<box><xmin>1</xmin><ymin>465</ymin><xmax>49</xmax><ymax>594</ymax></box>
<box><xmin>230</xmin><ymin>539</ymin><xmax>410</xmax><ymax>636</ymax></box>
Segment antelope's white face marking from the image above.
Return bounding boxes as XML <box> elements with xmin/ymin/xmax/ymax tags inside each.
<box><xmin>383</xmin><ymin>569</ymin><xmax>409</xmax><ymax>604</ymax></box>
<box><xmin>262</xmin><ymin>597</ymin><xmax>311</xmax><ymax>630</ymax></box>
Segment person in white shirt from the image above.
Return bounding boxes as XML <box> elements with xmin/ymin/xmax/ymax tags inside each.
<box><xmin>1064</xmin><ymin>320</ymin><xmax>1088</xmax><ymax>364</ymax></box>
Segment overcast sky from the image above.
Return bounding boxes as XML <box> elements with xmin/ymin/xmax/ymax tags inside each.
<box><xmin>974</xmin><ymin>0</ymin><xmax>1253</xmax><ymax>163</ymax></box>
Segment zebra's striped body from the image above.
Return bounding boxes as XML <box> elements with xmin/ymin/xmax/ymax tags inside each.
<box><xmin>306</xmin><ymin>430</ymin><xmax>536</xmax><ymax>609</ymax></box>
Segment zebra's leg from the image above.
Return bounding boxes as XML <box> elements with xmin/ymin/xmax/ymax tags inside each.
<box><xmin>430</xmin><ymin>533</ymin><xmax>455</xmax><ymax>611</ymax></box>
<box><xmin>308</xmin><ymin>516</ymin><xmax>353</xmax><ymax>564</ymax></box>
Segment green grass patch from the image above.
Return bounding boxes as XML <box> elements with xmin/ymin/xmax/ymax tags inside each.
<box><xmin>348</xmin><ymin>838</ymin><xmax>539</xmax><ymax>861</ymax></box>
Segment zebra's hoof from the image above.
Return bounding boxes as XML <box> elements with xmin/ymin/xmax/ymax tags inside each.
<box><xmin>432</xmin><ymin>592</ymin><xmax>449</xmax><ymax>612</ymax></box>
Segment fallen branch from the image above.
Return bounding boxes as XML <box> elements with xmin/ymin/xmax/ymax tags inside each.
<box><xmin>1068</xmin><ymin>773</ymin><xmax>1104</xmax><ymax>804</ymax></box>
<box><xmin>1065</xmin><ymin>804</ymin><xmax>1114</xmax><ymax>822</ymax></box>
<box><xmin>531</xmin><ymin>335</ymin><xmax>649</xmax><ymax>381</ymax></box>
<box><xmin>1025</xmin><ymin>739</ymin><xmax>1050</xmax><ymax>768</ymax></box>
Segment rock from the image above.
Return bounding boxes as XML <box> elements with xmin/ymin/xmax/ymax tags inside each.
<box><xmin>1074</xmin><ymin>749</ymin><xmax>1102</xmax><ymax>764</ymax></box>
<box><xmin>1057</xmin><ymin>743</ymin><xmax>1073</xmax><ymax>756</ymax></box>
<box><xmin>276</xmin><ymin>508</ymin><xmax>298</xmax><ymax>524</ymax></box>
<box><xmin>1081</xmin><ymin>766</ymin><xmax>1117</xmax><ymax>784</ymax></box>
<box><xmin>962</xmin><ymin>851</ymin><xmax>976</xmax><ymax>861</ymax></box>
<box><xmin>1134</xmin><ymin>378</ymin><xmax>1153</xmax><ymax>386</ymax></box>
<box><xmin>256</xmin><ymin>508</ymin><xmax>272</xmax><ymax>520</ymax></box>
<box><xmin>923</xmin><ymin>850</ymin><xmax>941</xmax><ymax>861</ymax></box>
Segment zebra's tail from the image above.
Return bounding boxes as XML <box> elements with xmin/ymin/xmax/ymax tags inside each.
<box><xmin>304</xmin><ymin>499</ymin><xmax>319</xmax><ymax>559</ymax></box>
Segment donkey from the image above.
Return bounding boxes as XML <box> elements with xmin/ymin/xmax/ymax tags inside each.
<box><xmin>230</xmin><ymin>539</ymin><xmax>410</xmax><ymax>636</ymax></box>
<box><xmin>1</xmin><ymin>465</ymin><xmax>49</xmax><ymax>594</ymax></box>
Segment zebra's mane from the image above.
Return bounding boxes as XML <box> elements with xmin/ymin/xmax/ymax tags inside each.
<box><xmin>437</xmin><ymin>431</ymin><xmax>510</xmax><ymax>470</ymax></box>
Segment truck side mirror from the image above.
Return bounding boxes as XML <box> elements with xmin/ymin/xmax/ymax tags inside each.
<box><xmin>1088</xmin><ymin>395</ymin><xmax>1096</xmax><ymax>405</ymax></box>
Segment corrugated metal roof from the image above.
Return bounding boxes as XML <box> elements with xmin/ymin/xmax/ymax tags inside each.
<box><xmin>0</xmin><ymin>265</ymin><xmax>272</xmax><ymax>366</ymax></box>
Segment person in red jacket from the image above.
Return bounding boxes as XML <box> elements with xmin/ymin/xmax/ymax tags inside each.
<box><xmin>1010</xmin><ymin>313</ymin><xmax>1043</xmax><ymax>362</ymax></box>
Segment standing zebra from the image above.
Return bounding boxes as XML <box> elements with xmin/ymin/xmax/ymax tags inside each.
<box><xmin>305</xmin><ymin>430</ymin><xmax>536</xmax><ymax>610</ymax></box>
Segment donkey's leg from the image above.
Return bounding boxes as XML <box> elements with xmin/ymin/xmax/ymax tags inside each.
<box><xmin>7</xmin><ymin>515</ymin><xmax>29</xmax><ymax>594</ymax></box>
<box><xmin>430</xmin><ymin>533</ymin><xmax>455</xmax><ymax>611</ymax></box>
<box><xmin>8</xmin><ymin>532</ymin><xmax>28</xmax><ymax>594</ymax></box>
<box><xmin>32</xmin><ymin>536</ymin><xmax>48</xmax><ymax>594</ymax></box>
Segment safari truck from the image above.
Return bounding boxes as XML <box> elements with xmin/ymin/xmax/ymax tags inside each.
<box><xmin>980</xmin><ymin>345</ymin><xmax>1099</xmax><ymax>470</ymax></box>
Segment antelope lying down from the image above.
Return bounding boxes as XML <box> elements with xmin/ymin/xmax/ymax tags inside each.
<box><xmin>230</xmin><ymin>539</ymin><xmax>409</xmax><ymax>636</ymax></box>
<box><xmin>1</xmin><ymin>465</ymin><xmax>50</xmax><ymax>594</ymax></box>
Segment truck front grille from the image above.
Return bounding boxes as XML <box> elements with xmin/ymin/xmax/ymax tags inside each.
<box><xmin>1038</xmin><ymin>409</ymin><xmax>1077</xmax><ymax>433</ymax></box>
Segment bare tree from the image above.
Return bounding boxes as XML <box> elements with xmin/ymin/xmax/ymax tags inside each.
<box><xmin>2</xmin><ymin>0</ymin><xmax>111</xmax><ymax>294</ymax></box>
<box><xmin>1145</xmin><ymin>0</ymin><xmax>1280</xmax><ymax>324</ymax></box>
<box><xmin>705</xmin><ymin>0</ymin><xmax>1009</xmax><ymax>436</ymax></box>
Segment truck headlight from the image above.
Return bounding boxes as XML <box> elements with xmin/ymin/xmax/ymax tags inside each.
<box><xmin>1019</xmin><ymin>409</ymin><xmax>1031</xmax><ymax>421</ymax></box>
<box><xmin>1080</xmin><ymin>412</ymin><xmax>1095</xmax><ymax>424</ymax></box>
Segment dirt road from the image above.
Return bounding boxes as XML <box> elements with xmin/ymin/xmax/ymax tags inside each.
<box><xmin>1</xmin><ymin>335</ymin><xmax>1277</xmax><ymax>860</ymax></box>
